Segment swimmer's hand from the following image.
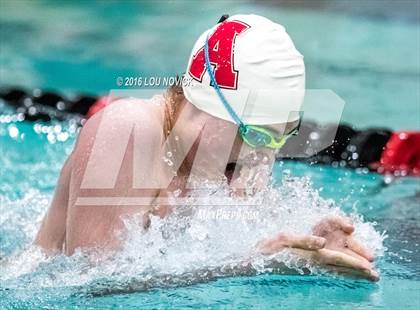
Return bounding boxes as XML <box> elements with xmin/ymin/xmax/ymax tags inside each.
<box><xmin>256</xmin><ymin>216</ymin><xmax>379</xmax><ymax>282</ymax></box>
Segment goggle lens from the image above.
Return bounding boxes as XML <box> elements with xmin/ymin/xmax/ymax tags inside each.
<box><xmin>242</xmin><ymin>127</ymin><xmax>272</xmax><ymax>147</ymax></box>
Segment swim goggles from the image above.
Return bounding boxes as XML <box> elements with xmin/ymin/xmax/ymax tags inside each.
<box><xmin>203</xmin><ymin>26</ymin><xmax>301</xmax><ymax>150</ymax></box>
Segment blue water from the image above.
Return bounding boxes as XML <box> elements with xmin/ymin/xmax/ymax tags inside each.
<box><xmin>1</xmin><ymin>1</ymin><xmax>420</xmax><ymax>309</ymax></box>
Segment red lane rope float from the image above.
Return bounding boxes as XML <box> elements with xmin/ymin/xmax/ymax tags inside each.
<box><xmin>376</xmin><ymin>132</ymin><xmax>420</xmax><ymax>177</ymax></box>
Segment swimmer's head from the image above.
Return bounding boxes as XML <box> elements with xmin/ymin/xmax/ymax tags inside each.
<box><xmin>164</xmin><ymin>14</ymin><xmax>304</xmax><ymax>172</ymax></box>
<box><xmin>182</xmin><ymin>14</ymin><xmax>305</xmax><ymax>126</ymax></box>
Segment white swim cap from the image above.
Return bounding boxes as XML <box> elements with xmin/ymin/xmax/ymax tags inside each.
<box><xmin>182</xmin><ymin>14</ymin><xmax>305</xmax><ymax>125</ymax></box>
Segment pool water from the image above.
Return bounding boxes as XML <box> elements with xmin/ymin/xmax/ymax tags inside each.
<box><xmin>0</xmin><ymin>118</ymin><xmax>418</xmax><ymax>309</ymax></box>
<box><xmin>1</xmin><ymin>1</ymin><xmax>419</xmax><ymax>309</ymax></box>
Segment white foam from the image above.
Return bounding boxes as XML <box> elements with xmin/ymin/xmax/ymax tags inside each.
<box><xmin>0</xmin><ymin>174</ymin><xmax>385</xmax><ymax>292</ymax></box>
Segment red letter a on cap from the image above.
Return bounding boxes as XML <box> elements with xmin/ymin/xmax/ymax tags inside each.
<box><xmin>188</xmin><ymin>21</ymin><xmax>250</xmax><ymax>90</ymax></box>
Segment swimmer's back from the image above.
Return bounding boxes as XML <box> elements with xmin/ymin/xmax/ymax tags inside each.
<box><xmin>65</xmin><ymin>96</ymin><xmax>166</xmax><ymax>254</ymax></box>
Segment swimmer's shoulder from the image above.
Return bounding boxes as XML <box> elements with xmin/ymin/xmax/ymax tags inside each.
<box><xmin>91</xmin><ymin>95</ymin><xmax>164</xmax><ymax>126</ymax></box>
<box><xmin>76</xmin><ymin>95</ymin><xmax>166</xmax><ymax>151</ymax></box>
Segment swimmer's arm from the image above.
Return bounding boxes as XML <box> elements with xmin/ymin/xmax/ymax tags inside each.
<box><xmin>34</xmin><ymin>153</ymin><xmax>73</xmax><ymax>254</ymax></box>
<box><xmin>253</xmin><ymin>218</ymin><xmax>378</xmax><ymax>281</ymax></box>
<box><xmin>202</xmin><ymin>233</ymin><xmax>377</xmax><ymax>281</ymax></box>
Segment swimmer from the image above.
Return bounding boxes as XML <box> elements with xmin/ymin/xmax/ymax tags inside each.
<box><xmin>35</xmin><ymin>14</ymin><xmax>379</xmax><ymax>281</ymax></box>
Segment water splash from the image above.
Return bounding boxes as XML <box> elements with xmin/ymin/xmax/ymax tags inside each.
<box><xmin>0</xmin><ymin>175</ymin><xmax>385</xmax><ymax>294</ymax></box>
<box><xmin>0</xmin><ymin>109</ymin><xmax>385</xmax><ymax>294</ymax></box>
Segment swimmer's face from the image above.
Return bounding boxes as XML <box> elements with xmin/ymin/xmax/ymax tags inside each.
<box><xmin>230</xmin><ymin>120</ymin><xmax>299</xmax><ymax>165</ymax></box>
<box><xmin>178</xmin><ymin>101</ymin><xmax>298</xmax><ymax>176</ymax></box>
<box><xmin>197</xmin><ymin>112</ymin><xmax>298</xmax><ymax>167</ymax></box>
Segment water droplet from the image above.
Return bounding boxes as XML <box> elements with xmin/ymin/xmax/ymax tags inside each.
<box><xmin>382</xmin><ymin>173</ymin><xmax>391</xmax><ymax>185</ymax></box>
<box><xmin>8</xmin><ymin>125</ymin><xmax>19</xmax><ymax>138</ymax></box>
<box><xmin>309</xmin><ymin>132</ymin><xmax>320</xmax><ymax>140</ymax></box>
<box><xmin>399</xmin><ymin>132</ymin><xmax>408</xmax><ymax>140</ymax></box>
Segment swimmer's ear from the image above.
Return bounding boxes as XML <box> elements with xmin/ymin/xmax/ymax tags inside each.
<box><xmin>218</xmin><ymin>14</ymin><xmax>229</xmax><ymax>23</ymax></box>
